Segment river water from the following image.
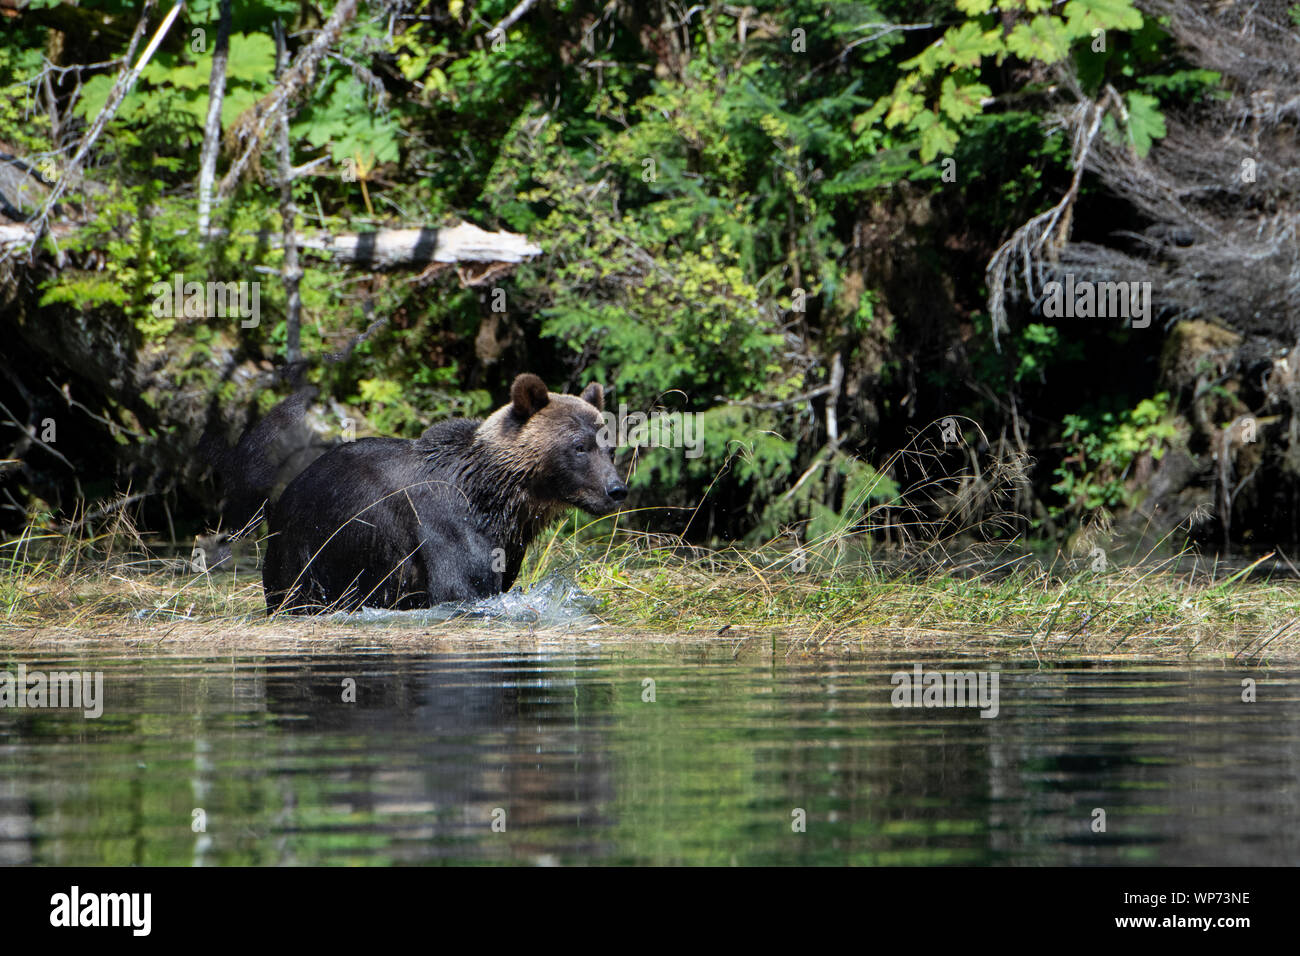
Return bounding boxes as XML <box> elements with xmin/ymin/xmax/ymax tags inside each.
<box><xmin>1</xmin><ymin>642</ymin><xmax>1296</xmax><ymax>865</ymax></box>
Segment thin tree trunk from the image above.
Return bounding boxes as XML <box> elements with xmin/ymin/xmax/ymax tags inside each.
<box><xmin>273</xmin><ymin>20</ymin><xmax>301</xmax><ymax>366</ymax></box>
<box><xmin>197</xmin><ymin>0</ymin><xmax>232</xmax><ymax>241</ymax></box>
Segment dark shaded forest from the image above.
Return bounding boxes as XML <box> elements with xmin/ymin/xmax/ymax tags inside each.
<box><xmin>2</xmin><ymin>0</ymin><xmax>1298</xmax><ymax>559</ymax></box>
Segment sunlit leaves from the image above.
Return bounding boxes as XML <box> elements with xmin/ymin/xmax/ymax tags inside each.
<box><xmin>293</xmin><ymin>75</ymin><xmax>399</xmax><ymax>168</ymax></box>
<box><xmin>74</xmin><ymin>31</ymin><xmax>276</xmax><ymax>138</ymax></box>
<box><xmin>1052</xmin><ymin>392</ymin><xmax>1178</xmax><ymax>517</ymax></box>
<box><xmin>914</xmin><ymin>110</ymin><xmax>959</xmax><ymax>162</ymax></box>
<box><xmin>883</xmin><ymin>87</ymin><xmax>924</xmax><ymax>128</ymax></box>
<box><xmin>1122</xmin><ymin>91</ymin><xmax>1167</xmax><ymax>156</ymax></box>
<box><xmin>939</xmin><ymin>78</ymin><xmax>990</xmax><ymax>123</ymax></box>
<box><xmin>1006</xmin><ymin>16</ymin><xmax>1072</xmax><ymax>64</ymax></box>
<box><xmin>943</xmin><ymin>22</ymin><xmax>1003</xmax><ymax>71</ymax></box>
<box><xmin>871</xmin><ymin>0</ymin><xmax>1144</xmax><ymax>165</ymax></box>
<box><xmin>1064</xmin><ymin>0</ymin><xmax>1144</xmax><ymax>35</ymax></box>
<box><xmin>225</xmin><ymin>32</ymin><xmax>277</xmax><ymax>81</ymax></box>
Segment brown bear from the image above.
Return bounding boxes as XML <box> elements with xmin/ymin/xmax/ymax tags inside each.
<box><xmin>262</xmin><ymin>373</ymin><xmax>626</xmax><ymax>614</ymax></box>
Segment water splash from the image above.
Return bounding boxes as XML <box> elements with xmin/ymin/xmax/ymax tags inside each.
<box><xmin>131</xmin><ymin>573</ymin><xmax>601</xmax><ymax>628</ymax></box>
<box><xmin>323</xmin><ymin>573</ymin><xmax>601</xmax><ymax>629</ymax></box>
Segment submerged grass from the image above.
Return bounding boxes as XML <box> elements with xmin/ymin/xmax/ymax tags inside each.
<box><xmin>3</xmin><ymin>512</ymin><xmax>1299</xmax><ymax>663</ymax></box>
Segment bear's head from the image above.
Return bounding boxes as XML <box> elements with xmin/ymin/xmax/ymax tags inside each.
<box><xmin>480</xmin><ymin>373</ymin><xmax>628</xmax><ymax>516</ymax></box>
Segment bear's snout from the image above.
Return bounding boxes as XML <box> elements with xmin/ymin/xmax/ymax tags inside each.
<box><xmin>570</xmin><ymin>468</ymin><xmax>628</xmax><ymax>516</ymax></box>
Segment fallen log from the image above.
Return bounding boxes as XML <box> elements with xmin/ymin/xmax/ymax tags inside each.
<box><xmin>0</xmin><ymin>219</ymin><xmax>543</xmax><ymax>268</ymax></box>
<box><xmin>292</xmin><ymin>222</ymin><xmax>543</xmax><ymax>268</ymax></box>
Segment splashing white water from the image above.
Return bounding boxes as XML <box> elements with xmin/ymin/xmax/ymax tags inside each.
<box><xmin>323</xmin><ymin>573</ymin><xmax>601</xmax><ymax>629</ymax></box>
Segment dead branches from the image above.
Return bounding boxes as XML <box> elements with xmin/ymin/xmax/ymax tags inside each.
<box><xmin>988</xmin><ymin>1</ymin><xmax>1300</xmax><ymax>345</ymax></box>
<box><xmin>984</xmin><ymin>85</ymin><xmax>1126</xmax><ymax>349</ymax></box>
<box><xmin>216</xmin><ymin>0</ymin><xmax>359</xmax><ymax>198</ymax></box>
<box><xmin>13</xmin><ymin>0</ymin><xmax>182</xmax><ymax>262</ymax></box>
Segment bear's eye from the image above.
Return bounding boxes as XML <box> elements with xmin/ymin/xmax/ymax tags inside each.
<box><xmin>572</xmin><ymin>437</ymin><xmax>587</xmax><ymax>454</ymax></box>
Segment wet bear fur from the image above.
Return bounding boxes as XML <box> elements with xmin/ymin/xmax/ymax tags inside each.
<box><xmin>262</xmin><ymin>373</ymin><xmax>625</xmax><ymax>614</ymax></box>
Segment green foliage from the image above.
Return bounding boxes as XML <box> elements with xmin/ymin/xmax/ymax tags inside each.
<box><xmin>1052</xmin><ymin>393</ymin><xmax>1180</xmax><ymax>517</ymax></box>
<box><xmin>1138</xmin><ymin>68</ymin><xmax>1223</xmax><ymax>99</ymax></box>
<box><xmin>869</xmin><ymin>0</ymin><xmax>1148</xmax><ymax>161</ymax></box>
<box><xmin>38</xmin><ymin>276</ymin><xmax>131</xmax><ymax>312</ymax></box>
<box><xmin>1117</xmin><ymin>90</ymin><xmax>1167</xmax><ymax>157</ymax></box>
<box><xmin>486</xmin><ymin>93</ymin><xmax>790</xmax><ymax>408</ymax></box>
<box><xmin>292</xmin><ymin>65</ymin><xmax>401</xmax><ymax>171</ymax></box>
<box><xmin>6</xmin><ymin>0</ymin><xmax>1230</xmax><ymax>542</ymax></box>
<box><xmin>74</xmin><ymin>33</ymin><xmax>276</xmax><ymax>152</ymax></box>
<box><xmin>1013</xmin><ymin>323</ymin><xmax>1081</xmax><ymax>383</ymax></box>
<box><xmin>0</xmin><ymin>45</ymin><xmax>51</xmax><ymax>156</ymax></box>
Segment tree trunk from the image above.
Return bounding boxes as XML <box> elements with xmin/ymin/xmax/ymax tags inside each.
<box><xmin>274</xmin><ymin>20</ymin><xmax>301</xmax><ymax>366</ymax></box>
<box><xmin>196</xmin><ymin>0</ymin><xmax>232</xmax><ymax>241</ymax></box>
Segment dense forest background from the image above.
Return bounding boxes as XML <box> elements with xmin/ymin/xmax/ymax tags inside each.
<box><xmin>1</xmin><ymin>0</ymin><xmax>1298</xmax><ymax>559</ymax></box>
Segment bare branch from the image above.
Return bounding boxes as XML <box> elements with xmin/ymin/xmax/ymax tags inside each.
<box><xmin>4</xmin><ymin>0</ymin><xmax>182</xmax><ymax>263</ymax></box>
<box><xmin>984</xmin><ymin>86</ymin><xmax>1125</xmax><ymax>349</ymax></box>
<box><xmin>217</xmin><ymin>0</ymin><xmax>360</xmax><ymax>198</ymax></box>
<box><xmin>487</xmin><ymin>0</ymin><xmax>540</xmax><ymax>43</ymax></box>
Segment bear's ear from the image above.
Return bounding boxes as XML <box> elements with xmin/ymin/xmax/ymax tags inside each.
<box><xmin>580</xmin><ymin>382</ymin><xmax>604</xmax><ymax>411</ymax></box>
<box><xmin>510</xmin><ymin>373</ymin><xmax>550</xmax><ymax>420</ymax></box>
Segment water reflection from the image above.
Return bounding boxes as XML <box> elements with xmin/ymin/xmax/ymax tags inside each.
<box><xmin>0</xmin><ymin>645</ymin><xmax>1296</xmax><ymax>865</ymax></box>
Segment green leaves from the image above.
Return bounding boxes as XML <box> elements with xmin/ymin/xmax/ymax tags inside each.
<box><xmin>293</xmin><ymin>74</ymin><xmax>400</xmax><ymax>168</ymax></box>
<box><xmin>1063</xmin><ymin>0</ymin><xmax>1144</xmax><ymax>36</ymax></box>
<box><xmin>38</xmin><ymin>277</ymin><xmax>131</xmax><ymax>311</ymax></box>
<box><xmin>914</xmin><ymin>110</ymin><xmax>959</xmax><ymax>162</ymax></box>
<box><xmin>883</xmin><ymin>87</ymin><xmax>925</xmax><ymax>129</ymax></box>
<box><xmin>225</xmin><ymin>32</ymin><xmax>277</xmax><ymax>82</ymax></box>
<box><xmin>870</xmin><ymin>0</ymin><xmax>1145</xmax><ymax>165</ymax></box>
<box><xmin>73</xmin><ymin>31</ymin><xmax>278</xmax><ymax>143</ymax></box>
<box><xmin>1123</xmin><ymin>91</ymin><xmax>1168</xmax><ymax>157</ymax></box>
<box><xmin>1006</xmin><ymin>16</ymin><xmax>1072</xmax><ymax>64</ymax></box>
<box><xmin>1052</xmin><ymin>392</ymin><xmax>1179</xmax><ymax>516</ymax></box>
<box><xmin>74</xmin><ymin>74</ymin><xmax>116</xmax><ymax>124</ymax></box>
<box><xmin>488</xmin><ymin>87</ymin><xmax>786</xmax><ymax>409</ymax></box>
<box><xmin>943</xmin><ymin>22</ymin><xmax>1004</xmax><ymax>70</ymax></box>
<box><xmin>939</xmin><ymin>78</ymin><xmax>990</xmax><ymax>123</ymax></box>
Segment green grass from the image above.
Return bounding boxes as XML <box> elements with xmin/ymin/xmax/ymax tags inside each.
<box><xmin>3</xmin><ymin>506</ymin><xmax>1299</xmax><ymax>662</ymax></box>
<box><xmin>542</xmin><ymin>530</ymin><xmax>1300</xmax><ymax>659</ymax></box>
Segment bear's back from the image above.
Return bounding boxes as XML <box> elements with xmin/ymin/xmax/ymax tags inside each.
<box><xmin>264</xmin><ymin>424</ymin><xmax>501</xmax><ymax>612</ymax></box>
<box><xmin>415</xmin><ymin>417</ymin><xmax>482</xmax><ymax>465</ymax></box>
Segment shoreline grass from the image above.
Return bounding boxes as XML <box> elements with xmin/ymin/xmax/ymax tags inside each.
<box><xmin>3</xmin><ymin>521</ymin><xmax>1299</xmax><ymax>663</ymax></box>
